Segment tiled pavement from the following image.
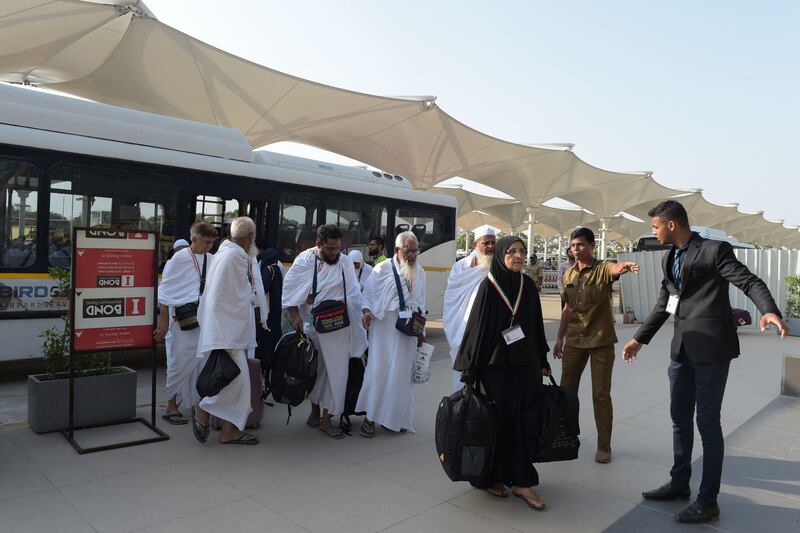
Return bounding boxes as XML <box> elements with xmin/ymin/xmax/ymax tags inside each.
<box><xmin>1</xmin><ymin>293</ymin><xmax>798</xmax><ymax>532</ymax></box>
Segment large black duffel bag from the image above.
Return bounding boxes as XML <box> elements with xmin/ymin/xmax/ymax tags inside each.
<box><xmin>269</xmin><ymin>332</ymin><xmax>318</xmax><ymax>423</ymax></box>
<box><xmin>435</xmin><ymin>383</ymin><xmax>498</xmax><ymax>483</ymax></box>
<box><xmin>535</xmin><ymin>375</ymin><xmax>580</xmax><ymax>463</ymax></box>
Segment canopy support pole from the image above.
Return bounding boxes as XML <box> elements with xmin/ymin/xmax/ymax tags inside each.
<box><xmin>526</xmin><ymin>206</ymin><xmax>537</xmax><ymax>265</ymax></box>
<box><xmin>599</xmin><ymin>218</ymin><xmax>608</xmax><ymax>260</ymax></box>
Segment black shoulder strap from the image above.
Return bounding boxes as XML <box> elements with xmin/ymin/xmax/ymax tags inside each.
<box><xmin>312</xmin><ymin>252</ymin><xmax>347</xmax><ymax>306</ymax></box>
<box><xmin>390</xmin><ymin>259</ymin><xmax>406</xmax><ymax>311</ymax></box>
<box><xmin>199</xmin><ymin>253</ymin><xmax>207</xmax><ymax>296</ymax></box>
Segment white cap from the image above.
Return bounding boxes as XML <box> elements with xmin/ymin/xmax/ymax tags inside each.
<box><xmin>173</xmin><ymin>239</ymin><xmax>190</xmax><ymax>250</ymax></box>
<box><xmin>348</xmin><ymin>250</ymin><xmax>364</xmax><ymax>264</ymax></box>
<box><xmin>474</xmin><ymin>226</ymin><xmax>496</xmax><ymax>239</ymax></box>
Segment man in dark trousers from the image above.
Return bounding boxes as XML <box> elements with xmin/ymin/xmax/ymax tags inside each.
<box><xmin>622</xmin><ymin>200</ymin><xmax>788</xmax><ymax>524</ymax></box>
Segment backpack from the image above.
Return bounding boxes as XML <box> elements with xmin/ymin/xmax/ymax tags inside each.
<box><xmin>268</xmin><ymin>331</ymin><xmax>319</xmax><ymax>423</ymax></box>
<box><xmin>435</xmin><ymin>383</ymin><xmax>498</xmax><ymax>483</ymax></box>
<box><xmin>535</xmin><ymin>375</ymin><xmax>580</xmax><ymax>463</ymax></box>
<box><xmin>339</xmin><ymin>355</ymin><xmax>367</xmax><ymax>432</ymax></box>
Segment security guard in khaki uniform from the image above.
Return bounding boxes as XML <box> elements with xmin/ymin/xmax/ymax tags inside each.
<box><xmin>553</xmin><ymin>227</ymin><xmax>639</xmax><ymax>464</ymax></box>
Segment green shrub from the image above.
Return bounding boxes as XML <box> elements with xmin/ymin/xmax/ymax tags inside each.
<box><xmin>785</xmin><ymin>275</ymin><xmax>800</xmax><ymax>319</ymax></box>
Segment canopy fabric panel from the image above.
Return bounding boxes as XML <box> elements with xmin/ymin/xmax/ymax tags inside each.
<box><xmin>559</xmin><ymin>176</ymin><xmax>683</xmax><ymax>219</ymax></box>
<box><xmin>581</xmin><ymin>216</ymin><xmax>648</xmax><ymax>244</ymax></box>
<box><xmin>624</xmin><ymin>191</ymin><xmax>745</xmax><ymax>231</ymax></box>
<box><xmin>434</xmin><ymin>187</ymin><xmax>515</xmax><ymax>216</ymax></box>
<box><xmin>456</xmin><ymin>211</ymin><xmax>512</xmax><ymax>233</ymax></box>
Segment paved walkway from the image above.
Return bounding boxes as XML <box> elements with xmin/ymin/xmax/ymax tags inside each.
<box><xmin>0</xmin><ymin>293</ymin><xmax>798</xmax><ymax>532</ymax></box>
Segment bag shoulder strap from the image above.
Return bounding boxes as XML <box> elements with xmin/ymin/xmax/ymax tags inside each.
<box><xmin>312</xmin><ymin>252</ymin><xmax>347</xmax><ymax>306</ymax></box>
<box><xmin>390</xmin><ymin>258</ymin><xmax>406</xmax><ymax>311</ymax></box>
<box><xmin>199</xmin><ymin>253</ymin><xmax>207</xmax><ymax>296</ymax></box>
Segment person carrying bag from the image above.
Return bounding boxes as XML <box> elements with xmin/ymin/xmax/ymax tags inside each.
<box><xmin>390</xmin><ymin>258</ymin><xmax>426</xmax><ymax>337</ymax></box>
<box><xmin>174</xmin><ymin>250</ymin><xmax>207</xmax><ymax>330</ymax></box>
<box><xmin>310</xmin><ymin>254</ymin><xmax>350</xmax><ymax>333</ymax></box>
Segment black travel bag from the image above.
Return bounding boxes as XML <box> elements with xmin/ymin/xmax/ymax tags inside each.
<box><xmin>268</xmin><ymin>331</ymin><xmax>319</xmax><ymax>423</ymax></box>
<box><xmin>535</xmin><ymin>375</ymin><xmax>580</xmax><ymax>463</ymax></box>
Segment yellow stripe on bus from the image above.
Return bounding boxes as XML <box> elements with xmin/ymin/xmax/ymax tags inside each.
<box><xmin>0</xmin><ymin>273</ymin><xmax>53</xmax><ymax>279</ymax></box>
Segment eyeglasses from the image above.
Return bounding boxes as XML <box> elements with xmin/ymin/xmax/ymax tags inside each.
<box><xmin>505</xmin><ymin>247</ymin><xmax>527</xmax><ymax>256</ymax></box>
<box><xmin>400</xmin><ymin>248</ymin><xmax>419</xmax><ymax>256</ymax></box>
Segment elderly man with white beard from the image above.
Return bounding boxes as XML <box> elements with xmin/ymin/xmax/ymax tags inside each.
<box><xmin>356</xmin><ymin>231</ymin><xmax>427</xmax><ymax>437</ymax></box>
<box><xmin>282</xmin><ymin>225</ymin><xmax>367</xmax><ymax>439</ymax></box>
<box><xmin>443</xmin><ymin>227</ymin><xmax>496</xmax><ymax>390</ymax></box>
<box><xmin>191</xmin><ymin>217</ymin><xmax>261</xmax><ymax>445</ymax></box>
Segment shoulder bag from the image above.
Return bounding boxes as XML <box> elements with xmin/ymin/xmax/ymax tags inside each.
<box><xmin>175</xmin><ymin>251</ymin><xmax>206</xmax><ymax>331</ymax></box>
<box><xmin>390</xmin><ymin>259</ymin><xmax>426</xmax><ymax>337</ymax></box>
<box><xmin>310</xmin><ymin>254</ymin><xmax>350</xmax><ymax>333</ymax></box>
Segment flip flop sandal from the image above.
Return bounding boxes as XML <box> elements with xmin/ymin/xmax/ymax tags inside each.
<box><xmin>380</xmin><ymin>425</ymin><xmax>408</xmax><ymax>434</ymax></box>
<box><xmin>191</xmin><ymin>407</ymin><xmax>209</xmax><ymax>444</ymax></box>
<box><xmin>513</xmin><ymin>491</ymin><xmax>546</xmax><ymax>510</ymax></box>
<box><xmin>320</xmin><ymin>425</ymin><xmax>346</xmax><ymax>439</ymax></box>
<box><xmin>161</xmin><ymin>411</ymin><xmax>188</xmax><ymax>425</ymax></box>
<box><xmin>221</xmin><ymin>432</ymin><xmax>259</xmax><ymax>445</ymax></box>
<box><xmin>360</xmin><ymin>420</ymin><xmax>376</xmax><ymax>438</ymax></box>
<box><xmin>306</xmin><ymin>413</ymin><xmax>321</xmax><ymax>428</ymax></box>
<box><xmin>487</xmin><ymin>484</ymin><xmax>509</xmax><ymax>498</ymax></box>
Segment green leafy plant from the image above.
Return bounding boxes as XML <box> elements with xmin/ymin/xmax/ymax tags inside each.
<box><xmin>785</xmin><ymin>275</ymin><xmax>800</xmax><ymax>319</ymax></box>
<box><xmin>39</xmin><ymin>266</ymin><xmax>105</xmax><ymax>379</ymax></box>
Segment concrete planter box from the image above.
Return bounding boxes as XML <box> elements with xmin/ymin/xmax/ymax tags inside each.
<box><xmin>27</xmin><ymin>366</ymin><xmax>137</xmax><ymax>433</ymax></box>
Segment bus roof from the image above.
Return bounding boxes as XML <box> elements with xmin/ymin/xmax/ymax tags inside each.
<box><xmin>0</xmin><ymin>84</ymin><xmax>455</xmax><ymax>208</ymax></box>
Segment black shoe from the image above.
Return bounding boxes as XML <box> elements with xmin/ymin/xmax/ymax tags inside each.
<box><xmin>642</xmin><ymin>482</ymin><xmax>691</xmax><ymax>501</ymax></box>
<box><xmin>674</xmin><ymin>501</ymin><xmax>720</xmax><ymax>523</ymax></box>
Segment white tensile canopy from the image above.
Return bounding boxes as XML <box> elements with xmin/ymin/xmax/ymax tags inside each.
<box><xmin>0</xmin><ymin>0</ymin><xmax>794</xmax><ymax>249</ymax></box>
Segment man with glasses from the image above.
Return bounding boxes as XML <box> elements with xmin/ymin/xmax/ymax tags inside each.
<box><xmin>553</xmin><ymin>227</ymin><xmax>639</xmax><ymax>464</ymax></box>
<box><xmin>357</xmin><ymin>231</ymin><xmax>426</xmax><ymax>437</ymax></box>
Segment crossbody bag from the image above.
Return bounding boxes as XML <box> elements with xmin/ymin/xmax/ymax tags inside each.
<box><xmin>310</xmin><ymin>253</ymin><xmax>350</xmax><ymax>333</ymax></box>
<box><xmin>175</xmin><ymin>250</ymin><xmax>206</xmax><ymax>331</ymax></box>
<box><xmin>390</xmin><ymin>259</ymin><xmax>426</xmax><ymax>337</ymax></box>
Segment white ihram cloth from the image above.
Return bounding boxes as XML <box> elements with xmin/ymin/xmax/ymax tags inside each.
<box><xmin>282</xmin><ymin>248</ymin><xmax>367</xmax><ymax>416</ymax></box>
<box><xmin>158</xmin><ymin>249</ymin><xmax>213</xmax><ymax>411</ymax></box>
<box><xmin>348</xmin><ymin>250</ymin><xmax>373</xmax><ymax>291</ymax></box>
<box><xmin>196</xmin><ymin>240</ymin><xmax>256</xmax><ymax>431</ymax></box>
<box><xmin>248</xmin><ymin>255</ymin><xmax>269</xmax><ymax>359</ymax></box>
<box><xmin>443</xmin><ymin>250</ymin><xmax>489</xmax><ymax>391</ymax></box>
<box><xmin>356</xmin><ymin>257</ymin><xmax>426</xmax><ymax>432</ymax></box>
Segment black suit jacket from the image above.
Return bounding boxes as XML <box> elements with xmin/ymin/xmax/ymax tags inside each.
<box><xmin>634</xmin><ymin>234</ymin><xmax>780</xmax><ymax>362</ymax></box>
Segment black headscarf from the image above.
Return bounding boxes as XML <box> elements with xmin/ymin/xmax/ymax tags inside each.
<box><xmin>454</xmin><ymin>236</ymin><xmax>550</xmax><ymax>374</ymax></box>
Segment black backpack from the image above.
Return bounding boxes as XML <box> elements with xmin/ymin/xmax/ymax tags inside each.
<box><xmin>435</xmin><ymin>383</ymin><xmax>498</xmax><ymax>483</ymax></box>
<box><xmin>269</xmin><ymin>332</ymin><xmax>319</xmax><ymax>423</ymax></box>
<box><xmin>535</xmin><ymin>375</ymin><xmax>580</xmax><ymax>463</ymax></box>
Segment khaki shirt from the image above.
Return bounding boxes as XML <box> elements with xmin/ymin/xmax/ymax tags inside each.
<box><xmin>562</xmin><ymin>259</ymin><xmax>617</xmax><ymax>348</ymax></box>
<box><xmin>527</xmin><ymin>262</ymin><xmax>543</xmax><ymax>286</ymax></box>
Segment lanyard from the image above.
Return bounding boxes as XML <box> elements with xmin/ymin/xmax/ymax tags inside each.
<box><xmin>487</xmin><ymin>272</ymin><xmax>524</xmax><ymax>326</ymax></box>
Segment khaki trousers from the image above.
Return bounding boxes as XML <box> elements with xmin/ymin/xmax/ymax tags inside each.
<box><xmin>560</xmin><ymin>343</ymin><xmax>615</xmax><ymax>451</ymax></box>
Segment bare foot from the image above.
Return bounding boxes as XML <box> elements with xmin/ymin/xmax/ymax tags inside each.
<box><xmin>512</xmin><ymin>487</ymin><xmax>545</xmax><ymax>510</ymax></box>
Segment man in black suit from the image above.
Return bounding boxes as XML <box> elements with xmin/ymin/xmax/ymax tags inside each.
<box><xmin>622</xmin><ymin>200</ymin><xmax>788</xmax><ymax>524</ymax></box>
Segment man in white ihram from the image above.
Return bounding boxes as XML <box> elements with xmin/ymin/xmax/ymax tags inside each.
<box><xmin>154</xmin><ymin>223</ymin><xmax>217</xmax><ymax>425</ymax></box>
<box><xmin>443</xmin><ymin>226</ymin><xmax>496</xmax><ymax>390</ymax></box>
<box><xmin>192</xmin><ymin>217</ymin><xmax>261</xmax><ymax>445</ymax></box>
<box><xmin>282</xmin><ymin>225</ymin><xmax>367</xmax><ymax>439</ymax></box>
<box><xmin>357</xmin><ymin>231</ymin><xmax>427</xmax><ymax>437</ymax></box>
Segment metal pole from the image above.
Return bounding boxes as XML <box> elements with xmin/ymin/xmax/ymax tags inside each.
<box><xmin>465</xmin><ymin>229</ymin><xmax>472</xmax><ymax>251</ymax></box>
<box><xmin>600</xmin><ymin>218</ymin><xmax>608</xmax><ymax>260</ymax></box>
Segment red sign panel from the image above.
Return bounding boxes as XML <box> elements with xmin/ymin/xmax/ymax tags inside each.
<box><xmin>71</xmin><ymin>229</ymin><xmax>156</xmax><ymax>352</ymax></box>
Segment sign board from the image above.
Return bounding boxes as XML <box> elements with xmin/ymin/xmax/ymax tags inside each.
<box><xmin>0</xmin><ymin>275</ymin><xmax>68</xmax><ymax>313</ymax></box>
<box><xmin>71</xmin><ymin>229</ymin><xmax>157</xmax><ymax>352</ymax></box>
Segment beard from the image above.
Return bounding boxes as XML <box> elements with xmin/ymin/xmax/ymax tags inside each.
<box><xmin>399</xmin><ymin>259</ymin><xmax>419</xmax><ymax>286</ymax></box>
<box><xmin>247</xmin><ymin>243</ymin><xmax>260</xmax><ymax>258</ymax></box>
<box><xmin>368</xmin><ymin>248</ymin><xmax>379</xmax><ymax>257</ymax></box>
<box><xmin>322</xmin><ymin>253</ymin><xmax>340</xmax><ymax>265</ymax></box>
<box><xmin>476</xmin><ymin>251</ymin><xmax>493</xmax><ymax>270</ymax></box>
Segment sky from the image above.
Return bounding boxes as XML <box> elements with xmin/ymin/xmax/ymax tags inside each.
<box><xmin>143</xmin><ymin>0</ymin><xmax>800</xmax><ymax>226</ymax></box>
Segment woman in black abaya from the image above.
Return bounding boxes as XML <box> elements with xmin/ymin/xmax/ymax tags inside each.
<box><xmin>454</xmin><ymin>236</ymin><xmax>551</xmax><ymax>510</ymax></box>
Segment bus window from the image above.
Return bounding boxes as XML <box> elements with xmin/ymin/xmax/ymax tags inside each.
<box><xmin>394</xmin><ymin>206</ymin><xmax>445</xmax><ymax>254</ymax></box>
<box><xmin>279</xmin><ymin>192</ymin><xmax>318</xmax><ymax>261</ymax></box>
<box><xmin>47</xmin><ymin>166</ymin><xmax>174</xmax><ymax>267</ymax></box>
<box><xmin>0</xmin><ymin>159</ymin><xmax>39</xmax><ymax>269</ymax></box>
<box><xmin>325</xmin><ymin>197</ymin><xmax>388</xmax><ymax>255</ymax></box>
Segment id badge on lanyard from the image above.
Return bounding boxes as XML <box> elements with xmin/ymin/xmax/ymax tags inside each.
<box><xmin>666</xmin><ymin>294</ymin><xmax>680</xmax><ymax>315</ymax></box>
<box><xmin>488</xmin><ymin>272</ymin><xmax>526</xmax><ymax>345</ymax></box>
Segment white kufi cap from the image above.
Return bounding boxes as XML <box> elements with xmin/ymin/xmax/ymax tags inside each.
<box><xmin>474</xmin><ymin>226</ymin><xmax>496</xmax><ymax>239</ymax></box>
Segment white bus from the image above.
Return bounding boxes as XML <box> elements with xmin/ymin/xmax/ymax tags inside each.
<box><xmin>0</xmin><ymin>84</ymin><xmax>456</xmax><ymax>362</ymax></box>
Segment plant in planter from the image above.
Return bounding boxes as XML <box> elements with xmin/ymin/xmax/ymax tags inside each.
<box><xmin>28</xmin><ymin>267</ymin><xmax>138</xmax><ymax>433</ymax></box>
<box><xmin>784</xmin><ymin>274</ymin><xmax>800</xmax><ymax>337</ymax></box>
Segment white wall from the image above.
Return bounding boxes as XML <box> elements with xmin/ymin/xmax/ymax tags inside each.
<box><xmin>618</xmin><ymin>249</ymin><xmax>800</xmax><ymax>330</ymax></box>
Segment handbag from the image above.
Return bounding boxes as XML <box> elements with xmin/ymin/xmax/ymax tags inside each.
<box><xmin>390</xmin><ymin>259</ymin><xmax>426</xmax><ymax>337</ymax></box>
<box><xmin>310</xmin><ymin>254</ymin><xmax>350</xmax><ymax>333</ymax></box>
<box><xmin>175</xmin><ymin>252</ymin><xmax>207</xmax><ymax>331</ymax></box>
<box><xmin>535</xmin><ymin>375</ymin><xmax>580</xmax><ymax>463</ymax></box>
<box><xmin>196</xmin><ymin>349</ymin><xmax>241</xmax><ymax>398</ymax></box>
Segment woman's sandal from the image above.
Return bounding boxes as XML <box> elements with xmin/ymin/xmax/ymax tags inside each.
<box><xmin>161</xmin><ymin>411</ymin><xmax>188</xmax><ymax>425</ymax></box>
<box><xmin>487</xmin><ymin>483</ymin><xmax>509</xmax><ymax>498</ymax></box>
<box><xmin>221</xmin><ymin>432</ymin><xmax>259</xmax><ymax>445</ymax></box>
<box><xmin>360</xmin><ymin>420</ymin><xmax>376</xmax><ymax>438</ymax></box>
<box><xmin>320</xmin><ymin>424</ymin><xmax>345</xmax><ymax>439</ymax></box>
<box><xmin>191</xmin><ymin>407</ymin><xmax>209</xmax><ymax>444</ymax></box>
<box><xmin>513</xmin><ymin>490</ymin><xmax>546</xmax><ymax>510</ymax></box>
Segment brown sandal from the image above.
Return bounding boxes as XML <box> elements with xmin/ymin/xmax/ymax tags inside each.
<box><xmin>513</xmin><ymin>490</ymin><xmax>546</xmax><ymax>510</ymax></box>
<box><xmin>487</xmin><ymin>483</ymin><xmax>508</xmax><ymax>498</ymax></box>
